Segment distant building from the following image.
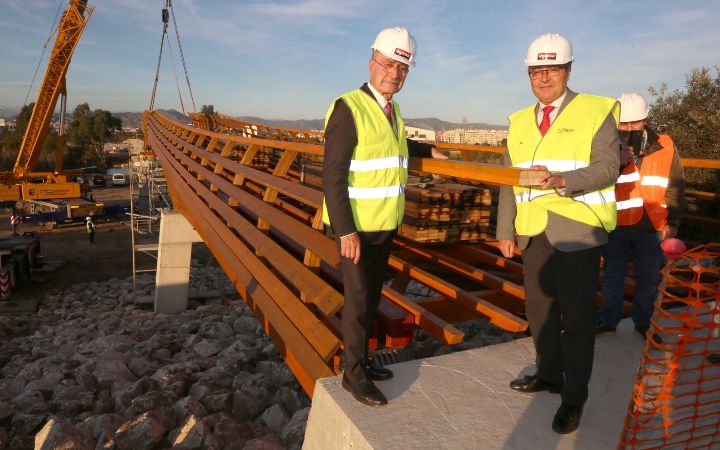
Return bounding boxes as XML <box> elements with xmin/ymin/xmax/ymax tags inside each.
<box><xmin>0</xmin><ymin>118</ymin><xmax>5</xmax><ymax>136</ymax></box>
<box><xmin>405</xmin><ymin>126</ymin><xmax>435</xmax><ymax>142</ymax></box>
<box><xmin>103</xmin><ymin>143</ymin><xmax>130</xmax><ymax>154</ymax></box>
<box><xmin>439</xmin><ymin>128</ymin><xmax>508</xmax><ymax>146</ymax></box>
<box><xmin>5</xmin><ymin>119</ymin><xmax>16</xmax><ymax>132</ymax></box>
<box><xmin>123</xmin><ymin>138</ymin><xmax>144</xmax><ymax>155</ymax></box>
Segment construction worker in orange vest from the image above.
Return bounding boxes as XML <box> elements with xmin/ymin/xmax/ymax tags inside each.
<box><xmin>598</xmin><ymin>93</ymin><xmax>686</xmax><ymax>338</ymax></box>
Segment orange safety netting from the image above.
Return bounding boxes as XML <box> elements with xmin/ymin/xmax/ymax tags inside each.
<box><xmin>619</xmin><ymin>244</ymin><xmax>720</xmax><ymax>449</ymax></box>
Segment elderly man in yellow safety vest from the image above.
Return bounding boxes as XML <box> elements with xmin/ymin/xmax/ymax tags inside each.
<box><xmin>321</xmin><ymin>27</ymin><xmax>446</xmax><ymax>407</ymax></box>
<box><xmin>496</xmin><ymin>33</ymin><xmax>621</xmax><ymax>434</ymax></box>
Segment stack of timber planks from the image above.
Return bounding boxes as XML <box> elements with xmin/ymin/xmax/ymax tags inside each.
<box><xmin>299</xmin><ymin>168</ymin><xmax>496</xmax><ymax>245</ymax></box>
<box><xmin>399</xmin><ymin>177</ymin><xmax>493</xmax><ymax>244</ymax></box>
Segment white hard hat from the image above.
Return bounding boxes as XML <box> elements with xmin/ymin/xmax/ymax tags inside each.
<box><xmin>371</xmin><ymin>27</ymin><xmax>417</xmax><ymax>67</ymax></box>
<box><xmin>617</xmin><ymin>93</ymin><xmax>649</xmax><ymax>122</ymax></box>
<box><xmin>86</xmin><ymin>216</ymin><xmax>92</xmax><ymax>221</ymax></box>
<box><xmin>525</xmin><ymin>33</ymin><xmax>574</xmax><ymax>66</ymax></box>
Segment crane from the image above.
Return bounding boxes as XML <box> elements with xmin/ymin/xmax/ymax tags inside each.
<box><xmin>0</xmin><ymin>0</ymin><xmax>94</xmax><ymax>203</ymax></box>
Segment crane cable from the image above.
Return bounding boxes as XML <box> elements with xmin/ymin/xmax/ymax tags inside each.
<box><xmin>168</xmin><ymin>0</ymin><xmax>196</xmax><ymax>113</ymax></box>
<box><xmin>23</xmin><ymin>0</ymin><xmax>65</xmax><ymax>106</ymax></box>
<box><xmin>148</xmin><ymin>4</ymin><xmax>169</xmax><ymax>111</ymax></box>
<box><xmin>149</xmin><ymin>0</ymin><xmax>194</xmax><ymax>120</ymax></box>
<box><xmin>166</xmin><ymin>32</ymin><xmax>187</xmax><ymax>118</ymax></box>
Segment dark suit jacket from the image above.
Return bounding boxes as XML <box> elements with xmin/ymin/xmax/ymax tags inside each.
<box><xmin>322</xmin><ymin>83</ymin><xmax>433</xmax><ymax>245</ymax></box>
<box><xmin>496</xmin><ymin>89</ymin><xmax>621</xmax><ymax>251</ymax></box>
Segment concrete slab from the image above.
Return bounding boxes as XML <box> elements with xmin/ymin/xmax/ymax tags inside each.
<box><xmin>304</xmin><ymin>319</ymin><xmax>645</xmax><ymax>450</ymax></box>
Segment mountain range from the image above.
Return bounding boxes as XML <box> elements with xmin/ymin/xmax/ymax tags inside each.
<box><xmin>233</xmin><ymin>116</ymin><xmax>507</xmax><ymax>132</ymax></box>
<box><xmin>3</xmin><ymin>108</ymin><xmax>507</xmax><ymax>132</ymax></box>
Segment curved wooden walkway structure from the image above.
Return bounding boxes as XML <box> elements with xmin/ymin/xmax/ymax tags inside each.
<box><xmin>143</xmin><ymin>111</ymin><xmax>535</xmax><ymax>395</ymax></box>
<box><xmin>144</xmin><ymin>111</ymin><xmax>719</xmax><ymax>396</ymax></box>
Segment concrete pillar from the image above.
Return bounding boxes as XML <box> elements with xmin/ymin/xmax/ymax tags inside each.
<box><xmin>154</xmin><ymin>210</ymin><xmax>202</xmax><ymax>313</ymax></box>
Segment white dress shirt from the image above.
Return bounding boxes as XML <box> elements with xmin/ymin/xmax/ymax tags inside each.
<box><xmin>367</xmin><ymin>81</ymin><xmax>397</xmax><ymax>136</ymax></box>
<box><xmin>536</xmin><ymin>90</ymin><xmax>568</xmax><ymax>127</ymax></box>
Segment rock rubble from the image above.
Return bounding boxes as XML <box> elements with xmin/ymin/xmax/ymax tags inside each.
<box><xmin>0</xmin><ymin>268</ymin><xmax>310</xmax><ymax>450</ymax></box>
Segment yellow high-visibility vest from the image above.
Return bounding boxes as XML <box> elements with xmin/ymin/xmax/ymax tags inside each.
<box><xmin>321</xmin><ymin>89</ymin><xmax>409</xmax><ymax>231</ymax></box>
<box><xmin>508</xmin><ymin>94</ymin><xmax>619</xmax><ymax>236</ymax></box>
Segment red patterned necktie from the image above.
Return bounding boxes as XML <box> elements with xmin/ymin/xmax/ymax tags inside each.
<box><xmin>385</xmin><ymin>102</ymin><xmax>393</xmax><ymax>127</ymax></box>
<box><xmin>539</xmin><ymin>105</ymin><xmax>555</xmax><ymax>136</ymax></box>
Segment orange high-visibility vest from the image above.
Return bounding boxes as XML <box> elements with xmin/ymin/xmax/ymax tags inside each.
<box><xmin>615</xmin><ymin>134</ymin><xmax>674</xmax><ymax>230</ymax></box>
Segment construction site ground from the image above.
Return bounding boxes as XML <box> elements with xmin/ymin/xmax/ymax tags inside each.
<box><xmin>0</xmin><ymin>186</ymin><xmax>208</xmax><ymax>306</ymax></box>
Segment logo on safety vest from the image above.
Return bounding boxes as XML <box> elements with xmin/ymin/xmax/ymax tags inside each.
<box><xmin>394</xmin><ymin>48</ymin><xmax>411</xmax><ymax>60</ymax></box>
<box><xmin>537</xmin><ymin>52</ymin><xmax>557</xmax><ymax>60</ymax></box>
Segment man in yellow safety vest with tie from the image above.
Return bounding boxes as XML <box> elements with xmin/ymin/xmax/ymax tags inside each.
<box><xmin>496</xmin><ymin>33</ymin><xmax>621</xmax><ymax>433</ymax></box>
<box><xmin>322</xmin><ymin>27</ymin><xmax>446</xmax><ymax>407</ymax></box>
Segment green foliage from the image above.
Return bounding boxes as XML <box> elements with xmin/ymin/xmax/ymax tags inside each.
<box><xmin>35</xmin><ymin>130</ymin><xmax>58</xmax><ymax>171</ymax></box>
<box><xmin>200</xmin><ymin>104</ymin><xmax>216</xmax><ymax>116</ymax></box>
<box><xmin>0</xmin><ymin>103</ymin><xmax>34</xmax><ymax>170</ymax></box>
<box><xmin>65</xmin><ymin>103</ymin><xmax>122</xmax><ymax>170</ymax></box>
<box><xmin>648</xmin><ymin>66</ymin><xmax>720</xmax><ymax>192</ymax></box>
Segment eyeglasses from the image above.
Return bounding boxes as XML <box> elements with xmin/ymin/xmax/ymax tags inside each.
<box><xmin>528</xmin><ymin>66</ymin><xmax>565</xmax><ymax>80</ymax></box>
<box><xmin>372</xmin><ymin>57</ymin><xmax>410</xmax><ymax>75</ymax></box>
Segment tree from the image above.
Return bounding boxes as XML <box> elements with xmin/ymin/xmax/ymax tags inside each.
<box><xmin>200</xmin><ymin>104</ymin><xmax>216</xmax><ymax>116</ymax></box>
<box><xmin>648</xmin><ymin>66</ymin><xmax>720</xmax><ymax>192</ymax></box>
<box><xmin>65</xmin><ymin>103</ymin><xmax>122</xmax><ymax>170</ymax></box>
<box><xmin>0</xmin><ymin>103</ymin><xmax>59</xmax><ymax>171</ymax></box>
<box><xmin>0</xmin><ymin>103</ymin><xmax>33</xmax><ymax>170</ymax></box>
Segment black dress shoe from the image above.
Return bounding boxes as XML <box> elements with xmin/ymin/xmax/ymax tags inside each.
<box><xmin>552</xmin><ymin>402</ymin><xmax>583</xmax><ymax>434</ymax></box>
<box><xmin>510</xmin><ymin>375</ymin><xmax>563</xmax><ymax>394</ymax></box>
<box><xmin>363</xmin><ymin>360</ymin><xmax>394</xmax><ymax>381</ymax></box>
<box><xmin>341</xmin><ymin>376</ymin><xmax>388</xmax><ymax>406</ymax></box>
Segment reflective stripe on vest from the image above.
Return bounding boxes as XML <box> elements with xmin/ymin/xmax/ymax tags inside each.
<box><xmin>321</xmin><ymin>88</ymin><xmax>409</xmax><ymax>231</ymax></box>
<box><xmin>515</xmin><ymin>190</ymin><xmax>615</xmax><ymax>205</ymax></box>
<box><xmin>507</xmin><ymin>94</ymin><xmax>619</xmax><ymax>236</ymax></box>
<box><xmin>349</xmin><ymin>155</ymin><xmax>408</xmax><ymax>172</ymax></box>
<box><xmin>640</xmin><ymin>175</ymin><xmax>668</xmax><ymax>188</ymax></box>
<box><xmin>616</xmin><ymin>197</ymin><xmax>644</xmax><ymax>210</ymax></box>
<box><xmin>615</xmin><ymin>134</ymin><xmax>675</xmax><ymax>229</ymax></box>
<box><xmin>348</xmin><ymin>185</ymin><xmax>403</xmax><ymax>199</ymax></box>
<box><xmin>617</xmin><ymin>172</ymin><xmax>640</xmax><ymax>184</ymax></box>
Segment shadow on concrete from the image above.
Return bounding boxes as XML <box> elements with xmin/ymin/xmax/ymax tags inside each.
<box><xmin>501</xmin><ymin>364</ymin><xmax>563</xmax><ymax>449</ymax></box>
<box><xmin>372</xmin><ymin>358</ymin><xmax>421</xmax><ymax>402</ymax></box>
<box><xmin>502</xmin><ymin>327</ymin><xmax>641</xmax><ymax>449</ymax></box>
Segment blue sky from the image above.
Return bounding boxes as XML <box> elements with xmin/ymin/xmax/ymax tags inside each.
<box><xmin>1</xmin><ymin>0</ymin><xmax>719</xmax><ymax>125</ymax></box>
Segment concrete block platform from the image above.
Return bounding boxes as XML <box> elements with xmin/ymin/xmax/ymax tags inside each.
<box><xmin>304</xmin><ymin>319</ymin><xmax>645</xmax><ymax>450</ymax></box>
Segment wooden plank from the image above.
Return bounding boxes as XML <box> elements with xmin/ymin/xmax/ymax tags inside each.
<box><xmin>382</xmin><ymin>287</ymin><xmax>465</xmax><ymax>345</ymax></box>
<box><xmin>152</xmin><ymin>122</ymin><xmax>338</xmax><ymax>267</ymax></box>
<box><xmin>387</xmin><ymin>253</ymin><xmax>528</xmax><ymax>332</ymax></box>
<box><xmin>151</xmin><ymin>120</ymin><xmax>344</xmax><ymax>319</ymax></box>
<box><xmin>393</xmin><ymin>241</ymin><xmax>525</xmax><ymax>300</ymax></box>
<box><xmin>147</xmin><ymin>130</ymin><xmax>335</xmax><ymax>395</ymax></box>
